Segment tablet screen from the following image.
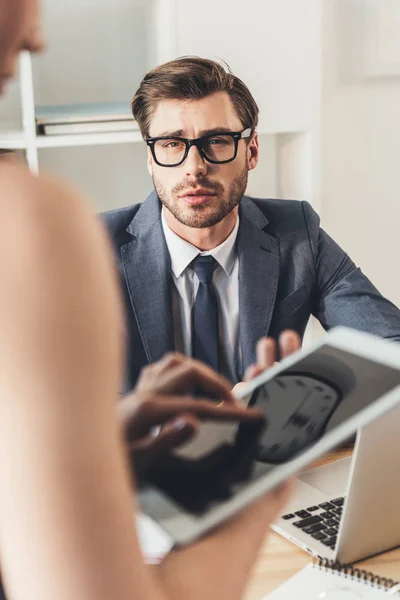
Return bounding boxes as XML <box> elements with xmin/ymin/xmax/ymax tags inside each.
<box><xmin>141</xmin><ymin>344</ymin><xmax>400</xmax><ymax>516</ymax></box>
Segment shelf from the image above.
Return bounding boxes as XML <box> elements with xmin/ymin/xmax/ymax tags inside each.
<box><xmin>36</xmin><ymin>129</ymin><xmax>143</xmax><ymax>149</ymax></box>
<box><xmin>0</xmin><ymin>131</ymin><xmax>28</xmax><ymax>149</ymax></box>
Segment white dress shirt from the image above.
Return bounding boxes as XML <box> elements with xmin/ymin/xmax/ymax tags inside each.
<box><xmin>161</xmin><ymin>209</ymin><xmax>241</xmax><ymax>383</ymax></box>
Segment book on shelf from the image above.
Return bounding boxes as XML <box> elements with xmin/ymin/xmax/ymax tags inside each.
<box><xmin>264</xmin><ymin>558</ymin><xmax>400</xmax><ymax>599</ymax></box>
<box><xmin>38</xmin><ymin>120</ymin><xmax>138</xmax><ymax>136</ymax></box>
<box><xmin>35</xmin><ymin>101</ymin><xmax>139</xmax><ymax>135</ymax></box>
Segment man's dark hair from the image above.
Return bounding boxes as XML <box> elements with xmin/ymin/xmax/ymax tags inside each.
<box><xmin>131</xmin><ymin>56</ymin><xmax>259</xmax><ymax>138</ymax></box>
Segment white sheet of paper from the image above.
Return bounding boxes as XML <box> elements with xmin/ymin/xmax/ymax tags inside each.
<box><xmin>265</xmin><ymin>564</ymin><xmax>392</xmax><ymax>599</ymax></box>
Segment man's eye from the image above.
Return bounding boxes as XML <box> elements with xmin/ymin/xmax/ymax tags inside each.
<box><xmin>207</xmin><ymin>137</ymin><xmax>228</xmax><ymax>145</ymax></box>
<box><xmin>160</xmin><ymin>140</ymin><xmax>186</xmax><ymax>149</ymax></box>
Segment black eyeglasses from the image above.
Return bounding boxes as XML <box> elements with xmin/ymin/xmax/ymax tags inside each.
<box><xmin>146</xmin><ymin>128</ymin><xmax>252</xmax><ymax>167</ymax></box>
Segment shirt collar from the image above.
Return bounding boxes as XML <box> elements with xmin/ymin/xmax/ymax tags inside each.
<box><xmin>161</xmin><ymin>208</ymin><xmax>239</xmax><ymax>278</ymax></box>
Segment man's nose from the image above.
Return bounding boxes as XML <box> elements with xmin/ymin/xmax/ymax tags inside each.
<box><xmin>184</xmin><ymin>145</ymin><xmax>208</xmax><ymax>178</ymax></box>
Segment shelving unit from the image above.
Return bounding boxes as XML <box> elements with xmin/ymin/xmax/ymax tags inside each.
<box><xmin>0</xmin><ymin>53</ymin><xmax>35</xmax><ymax>164</ymax></box>
<box><xmin>0</xmin><ymin>51</ymin><xmax>144</xmax><ymax>172</ymax></box>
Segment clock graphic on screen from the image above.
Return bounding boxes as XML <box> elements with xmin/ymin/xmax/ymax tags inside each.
<box><xmin>251</xmin><ymin>372</ymin><xmax>343</xmax><ymax>464</ymax></box>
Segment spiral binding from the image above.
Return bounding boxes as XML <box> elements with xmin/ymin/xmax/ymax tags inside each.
<box><xmin>314</xmin><ymin>557</ymin><xmax>400</xmax><ymax>592</ymax></box>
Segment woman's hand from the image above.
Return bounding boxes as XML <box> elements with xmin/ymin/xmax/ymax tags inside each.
<box><xmin>119</xmin><ymin>353</ymin><xmax>262</xmax><ymax>477</ymax></box>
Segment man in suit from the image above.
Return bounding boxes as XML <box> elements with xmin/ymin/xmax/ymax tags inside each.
<box><xmin>103</xmin><ymin>57</ymin><xmax>400</xmax><ymax>394</ymax></box>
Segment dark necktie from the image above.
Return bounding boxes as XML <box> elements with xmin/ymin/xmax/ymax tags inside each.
<box><xmin>191</xmin><ymin>255</ymin><xmax>219</xmax><ymax>373</ymax></box>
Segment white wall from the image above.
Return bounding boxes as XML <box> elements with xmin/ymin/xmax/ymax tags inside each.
<box><xmin>176</xmin><ymin>0</ymin><xmax>319</xmax><ymax>135</ymax></box>
<box><xmin>320</xmin><ymin>0</ymin><xmax>400</xmax><ymax>308</ymax></box>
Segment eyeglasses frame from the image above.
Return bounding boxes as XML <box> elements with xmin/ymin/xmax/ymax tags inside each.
<box><xmin>145</xmin><ymin>127</ymin><xmax>253</xmax><ymax>167</ymax></box>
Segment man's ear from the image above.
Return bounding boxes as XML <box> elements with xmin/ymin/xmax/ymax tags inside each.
<box><xmin>147</xmin><ymin>147</ymin><xmax>153</xmax><ymax>176</ymax></box>
<box><xmin>247</xmin><ymin>132</ymin><xmax>259</xmax><ymax>171</ymax></box>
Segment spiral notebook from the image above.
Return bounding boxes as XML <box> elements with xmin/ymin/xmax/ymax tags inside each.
<box><xmin>265</xmin><ymin>558</ymin><xmax>400</xmax><ymax>598</ymax></box>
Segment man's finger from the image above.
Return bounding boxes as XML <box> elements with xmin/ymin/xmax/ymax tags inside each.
<box><xmin>243</xmin><ymin>364</ymin><xmax>263</xmax><ymax>382</ymax></box>
<box><xmin>256</xmin><ymin>337</ymin><xmax>276</xmax><ymax>370</ymax></box>
<box><xmin>279</xmin><ymin>330</ymin><xmax>301</xmax><ymax>359</ymax></box>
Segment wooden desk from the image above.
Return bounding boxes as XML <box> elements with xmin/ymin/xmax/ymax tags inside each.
<box><xmin>245</xmin><ymin>447</ymin><xmax>400</xmax><ymax>599</ymax></box>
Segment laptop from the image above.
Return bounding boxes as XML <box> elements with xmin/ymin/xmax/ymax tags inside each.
<box><xmin>273</xmin><ymin>400</ymin><xmax>400</xmax><ymax>564</ymax></box>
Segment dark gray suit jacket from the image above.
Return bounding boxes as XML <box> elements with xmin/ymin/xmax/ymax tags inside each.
<box><xmin>102</xmin><ymin>192</ymin><xmax>400</xmax><ymax>394</ymax></box>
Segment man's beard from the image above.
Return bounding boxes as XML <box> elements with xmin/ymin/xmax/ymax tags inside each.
<box><xmin>153</xmin><ymin>166</ymin><xmax>248</xmax><ymax>229</ymax></box>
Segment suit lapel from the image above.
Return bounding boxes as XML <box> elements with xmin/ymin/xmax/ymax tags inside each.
<box><xmin>119</xmin><ymin>193</ymin><xmax>280</xmax><ymax>373</ymax></box>
<box><xmin>121</xmin><ymin>192</ymin><xmax>175</xmax><ymax>364</ymax></box>
<box><xmin>238</xmin><ymin>198</ymin><xmax>280</xmax><ymax>374</ymax></box>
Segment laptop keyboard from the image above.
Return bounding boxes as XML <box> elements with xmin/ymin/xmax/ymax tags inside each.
<box><xmin>282</xmin><ymin>497</ymin><xmax>344</xmax><ymax>550</ymax></box>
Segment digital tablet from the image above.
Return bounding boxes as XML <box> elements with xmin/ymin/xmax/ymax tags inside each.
<box><xmin>138</xmin><ymin>327</ymin><xmax>400</xmax><ymax>547</ymax></box>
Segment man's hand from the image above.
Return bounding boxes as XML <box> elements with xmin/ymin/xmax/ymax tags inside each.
<box><xmin>233</xmin><ymin>330</ymin><xmax>301</xmax><ymax>396</ymax></box>
<box><xmin>118</xmin><ymin>353</ymin><xmax>262</xmax><ymax>477</ymax></box>
<box><xmin>245</xmin><ymin>329</ymin><xmax>301</xmax><ymax>380</ymax></box>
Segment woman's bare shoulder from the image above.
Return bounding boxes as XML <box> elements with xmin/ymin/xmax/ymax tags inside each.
<box><xmin>0</xmin><ymin>160</ymin><xmax>121</xmax><ymax>383</ymax></box>
<box><xmin>0</xmin><ymin>160</ymin><xmax>118</xmax><ymax>311</ymax></box>
<box><xmin>0</xmin><ymin>160</ymin><xmax>108</xmax><ymax>257</ymax></box>
<box><xmin>0</xmin><ymin>160</ymin><xmax>92</xmax><ymax>219</ymax></box>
